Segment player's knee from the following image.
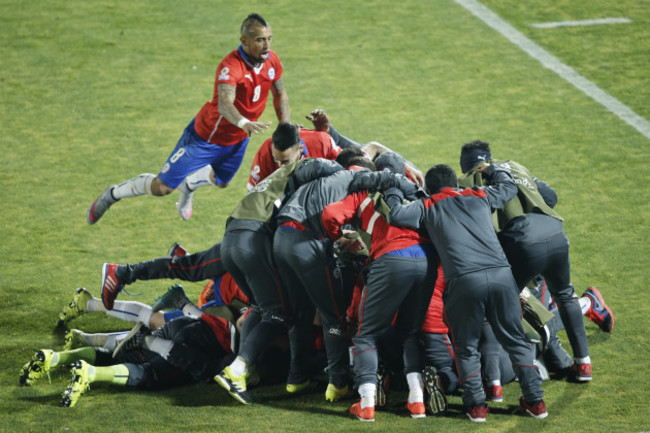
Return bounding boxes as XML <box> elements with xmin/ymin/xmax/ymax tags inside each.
<box><xmin>124</xmin><ymin>363</ymin><xmax>154</xmax><ymax>388</ymax></box>
<box><xmin>150</xmin><ymin>177</ymin><xmax>174</xmax><ymax>196</ymax></box>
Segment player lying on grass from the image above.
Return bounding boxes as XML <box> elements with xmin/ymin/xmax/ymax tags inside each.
<box><xmin>21</xmin><ymin>286</ymin><xmax>235</xmax><ymax>408</ymax></box>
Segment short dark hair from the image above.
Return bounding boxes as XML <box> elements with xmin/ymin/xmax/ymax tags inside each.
<box><xmin>335</xmin><ymin>146</ymin><xmax>365</xmax><ymax>168</ymax></box>
<box><xmin>272</xmin><ymin>123</ymin><xmax>301</xmax><ymax>151</ymax></box>
<box><xmin>374</xmin><ymin>152</ymin><xmax>406</xmax><ymax>175</ymax></box>
<box><xmin>425</xmin><ymin>164</ymin><xmax>457</xmax><ymax>194</ymax></box>
<box><xmin>241</xmin><ymin>13</ymin><xmax>268</xmax><ymax>34</ymax></box>
<box><xmin>345</xmin><ymin>156</ymin><xmax>376</xmax><ymax>171</ymax></box>
<box><xmin>461</xmin><ymin>140</ymin><xmax>491</xmax><ymax>153</ymax></box>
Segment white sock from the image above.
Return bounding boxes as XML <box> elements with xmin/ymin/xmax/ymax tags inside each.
<box><xmin>137</xmin><ymin>307</ymin><xmax>153</xmax><ymax>326</ymax></box>
<box><xmin>143</xmin><ymin>335</ymin><xmax>174</xmax><ymax>360</ymax></box>
<box><xmin>229</xmin><ymin>356</ymin><xmax>248</xmax><ymax>376</ymax></box>
<box><xmin>488</xmin><ymin>379</ymin><xmax>501</xmax><ymax>387</ymax></box>
<box><xmin>93</xmin><ymin>331</ymin><xmax>128</xmax><ymax>350</ymax></box>
<box><xmin>185</xmin><ymin>165</ymin><xmax>215</xmax><ymax>190</ymax></box>
<box><xmin>112</xmin><ymin>173</ymin><xmax>156</xmax><ymax>199</ymax></box>
<box><xmin>182</xmin><ymin>303</ymin><xmax>204</xmax><ymax>319</ymax></box>
<box><xmin>50</xmin><ymin>352</ymin><xmax>60</xmax><ymax>367</ymax></box>
<box><xmin>579</xmin><ymin>296</ymin><xmax>591</xmax><ymax>315</ymax></box>
<box><xmin>107</xmin><ymin>300</ymin><xmax>151</xmax><ymax>324</ymax></box>
<box><xmin>74</xmin><ymin>331</ymin><xmax>127</xmax><ymax>351</ymax></box>
<box><xmin>86</xmin><ymin>298</ymin><xmax>106</xmax><ymax>313</ymax></box>
<box><xmin>102</xmin><ymin>332</ymin><xmax>129</xmax><ymax>351</ymax></box>
<box><xmin>575</xmin><ymin>356</ymin><xmax>591</xmax><ymax>365</ymax></box>
<box><xmin>76</xmin><ymin>330</ymin><xmax>94</xmax><ymax>347</ymax></box>
<box><xmin>406</xmin><ymin>372</ymin><xmax>424</xmax><ymax>404</ymax></box>
<box><xmin>358</xmin><ymin>383</ymin><xmax>376</xmax><ymax>409</ymax></box>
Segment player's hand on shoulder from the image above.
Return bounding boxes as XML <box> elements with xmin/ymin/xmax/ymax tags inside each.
<box><xmin>405</xmin><ymin>164</ymin><xmax>425</xmax><ymax>188</ymax></box>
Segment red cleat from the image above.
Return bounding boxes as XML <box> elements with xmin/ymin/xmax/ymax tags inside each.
<box><xmin>350</xmin><ymin>401</ymin><xmax>375</xmax><ymax>422</ymax></box>
<box><xmin>101</xmin><ymin>263</ymin><xmax>124</xmax><ymax>310</ymax></box>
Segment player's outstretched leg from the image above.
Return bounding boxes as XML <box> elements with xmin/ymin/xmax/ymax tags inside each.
<box><xmin>61</xmin><ymin>360</ymin><xmax>91</xmax><ymax>408</ymax></box>
<box><xmin>87</xmin><ymin>186</ymin><xmax>119</xmax><ymax>224</ymax></box>
<box><xmin>58</xmin><ymin>288</ymin><xmax>93</xmax><ymax>327</ymax></box>
<box><xmin>19</xmin><ymin>350</ymin><xmax>55</xmax><ymax>386</ymax></box>
<box><xmin>101</xmin><ymin>263</ymin><xmax>124</xmax><ymax>310</ymax></box>
<box><xmin>581</xmin><ymin>287</ymin><xmax>615</xmax><ymax>333</ymax></box>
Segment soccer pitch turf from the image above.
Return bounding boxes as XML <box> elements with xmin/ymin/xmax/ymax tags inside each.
<box><xmin>1</xmin><ymin>1</ymin><xmax>648</xmax><ymax>432</ymax></box>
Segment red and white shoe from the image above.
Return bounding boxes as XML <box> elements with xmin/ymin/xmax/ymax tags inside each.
<box><xmin>485</xmin><ymin>384</ymin><xmax>503</xmax><ymax>402</ymax></box>
<box><xmin>101</xmin><ymin>263</ymin><xmax>124</xmax><ymax>310</ymax></box>
<box><xmin>520</xmin><ymin>396</ymin><xmax>548</xmax><ymax>419</ymax></box>
<box><xmin>350</xmin><ymin>401</ymin><xmax>375</xmax><ymax>422</ymax></box>
<box><xmin>581</xmin><ymin>286</ymin><xmax>615</xmax><ymax>333</ymax></box>
<box><xmin>466</xmin><ymin>404</ymin><xmax>489</xmax><ymax>422</ymax></box>
<box><xmin>167</xmin><ymin>242</ymin><xmax>188</xmax><ymax>258</ymax></box>
<box><xmin>406</xmin><ymin>401</ymin><xmax>426</xmax><ymax>419</ymax></box>
<box><xmin>570</xmin><ymin>362</ymin><xmax>592</xmax><ymax>382</ymax></box>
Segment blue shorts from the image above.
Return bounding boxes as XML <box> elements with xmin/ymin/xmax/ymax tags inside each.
<box><xmin>157</xmin><ymin>119</ymin><xmax>249</xmax><ymax>189</ymax></box>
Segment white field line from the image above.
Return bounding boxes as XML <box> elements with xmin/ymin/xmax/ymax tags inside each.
<box><xmin>454</xmin><ymin>0</ymin><xmax>650</xmax><ymax>140</ymax></box>
<box><xmin>531</xmin><ymin>17</ymin><xmax>631</xmax><ymax>29</ymax></box>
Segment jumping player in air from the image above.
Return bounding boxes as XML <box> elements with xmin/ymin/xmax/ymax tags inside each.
<box><xmin>87</xmin><ymin>13</ymin><xmax>290</xmax><ymax>223</ymax></box>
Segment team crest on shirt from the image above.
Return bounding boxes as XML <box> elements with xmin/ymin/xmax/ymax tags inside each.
<box><xmin>268</xmin><ymin>67</ymin><xmax>276</xmax><ymax>80</ymax></box>
<box><xmin>161</xmin><ymin>162</ymin><xmax>170</xmax><ymax>173</ymax></box>
<box><xmin>250</xmin><ymin>165</ymin><xmax>260</xmax><ymax>181</ymax></box>
<box><xmin>218</xmin><ymin>67</ymin><xmax>230</xmax><ymax>81</ymax></box>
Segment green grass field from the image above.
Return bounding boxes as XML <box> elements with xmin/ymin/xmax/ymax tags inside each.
<box><xmin>1</xmin><ymin>0</ymin><xmax>649</xmax><ymax>432</ymax></box>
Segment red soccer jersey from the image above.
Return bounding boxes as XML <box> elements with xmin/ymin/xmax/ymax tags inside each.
<box><xmin>219</xmin><ymin>273</ymin><xmax>250</xmax><ymax>306</ymax></box>
<box><xmin>194</xmin><ymin>48</ymin><xmax>283</xmax><ymax>146</ymax></box>
<box><xmin>199</xmin><ymin>313</ymin><xmax>233</xmax><ymax>354</ymax></box>
<box><xmin>247</xmin><ymin>128</ymin><xmax>341</xmax><ymax>190</ymax></box>
<box><xmin>322</xmin><ymin>190</ymin><xmax>429</xmax><ymax>260</ymax></box>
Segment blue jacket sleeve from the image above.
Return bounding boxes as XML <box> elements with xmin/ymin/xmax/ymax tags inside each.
<box><xmin>533</xmin><ymin>177</ymin><xmax>558</xmax><ymax>208</ymax></box>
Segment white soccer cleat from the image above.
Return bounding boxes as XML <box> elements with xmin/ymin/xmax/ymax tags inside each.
<box><xmin>176</xmin><ymin>181</ymin><xmax>194</xmax><ymax>221</ymax></box>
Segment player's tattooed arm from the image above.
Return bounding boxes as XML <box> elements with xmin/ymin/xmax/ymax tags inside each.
<box><xmin>218</xmin><ymin>83</ymin><xmax>270</xmax><ymax>136</ymax></box>
<box><xmin>271</xmin><ymin>77</ymin><xmax>291</xmax><ymax>123</ymax></box>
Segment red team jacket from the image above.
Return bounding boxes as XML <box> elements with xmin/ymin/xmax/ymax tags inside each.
<box><xmin>322</xmin><ymin>190</ymin><xmax>447</xmax><ymax>334</ymax></box>
<box><xmin>193</xmin><ymin>48</ymin><xmax>284</xmax><ymax>146</ymax></box>
<box><xmin>322</xmin><ymin>190</ymin><xmax>428</xmax><ymax>260</ymax></box>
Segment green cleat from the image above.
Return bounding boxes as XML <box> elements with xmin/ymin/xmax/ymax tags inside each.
<box><xmin>215</xmin><ymin>366</ymin><xmax>251</xmax><ymax>404</ymax></box>
<box><xmin>61</xmin><ymin>360</ymin><xmax>91</xmax><ymax>408</ymax></box>
<box><xmin>286</xmin><ymin>379</ymin><xmax>311</xmax><ymax>394</ymax></box>
<box><xmin>19</xmin><ymin>349</ymin><xmax>55</xmax><ymax>386</ymax></box>
<box><xmin>64</xmin><ymin>329</ymin><xmax>86</xmax><ymax>351</ymax></box>
<box><xmin>57</xmin><ymin>288</ymin><xmax>92</xmax><ymax>327</ymax></box>
<box><xmin>325</xmin><ymin>383</ymin><xmax>349</xmax><ymax>402</ymax></box>
<box><xmin>151</xmin><ymin>284</ymin><xmax>191</xmax><ymax>313</ymax></box>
